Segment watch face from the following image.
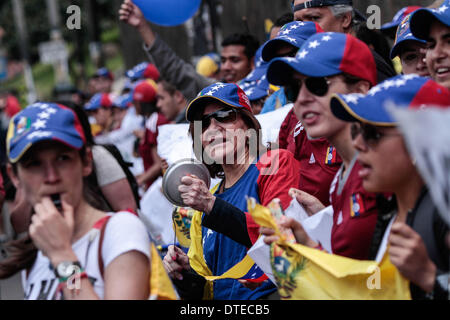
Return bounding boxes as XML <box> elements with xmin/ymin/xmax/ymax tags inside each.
<box><xmin>56</xmin><ymin>261</ymin><xmax>81</xmax><ymax>278</ymax></box>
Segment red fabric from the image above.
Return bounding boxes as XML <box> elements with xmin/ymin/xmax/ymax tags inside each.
<box><xmin>5</xmin><ymin>95</ymin><xmax>21</xmax><ymax>118</ymax></box>
<box><xmin>329</xmin><ymin>161</ymin><xmax>378</xmax><ymax>260</ymax></box>
<box><xmin>278</xmin><ymin>109</ymin><xmax>297</xmax><ymax>150</ymax></box>
<box><xmin>243</xmin><ymin>149</ymin><xmax>301</xmax><ymax>245</ymax></box>
<box><xmin>139</xmin><ymin>113</ymin><xmax>170</xmax><ymax>187</ymax></box>
<box><xmin>339</xmin><ymin>35</ymin><xmax>377</xmax><ymax>86</ymax></box>
<box><xmin>410</xmin><ymin>80</ymin><xmax>450</xmax><ymax>108</ymax></box>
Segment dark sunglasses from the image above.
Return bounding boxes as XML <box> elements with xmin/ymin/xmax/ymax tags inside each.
<box><xmin>290</xmin><ymin>77</ymin><xmax>332</xmax><ymax>98</ymax></box>
<box><xmin>351</xmin><ymin>123</ymin><xmax>400</xmax><ymax>146</ymax></box>
<box><xmin>200</xmin><ymin>108</ymin><xmax>237</xmax><ymax>131</ymax></box>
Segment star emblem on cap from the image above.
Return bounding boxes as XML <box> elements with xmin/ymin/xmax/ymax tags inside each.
<box><xmin>321</xmin><ymin>35</ymin><xmax>332</xmax><ymax>42</ymax></box>
<box><xmin>37</xmin><ymin>111</ymin><xmax>51</xmax><ymax>119</ymax></box>
<box><xmin>298</xmin><ymin>49</ymin><xmax>309</xmax><ymax>59</ymax></box>
<box><xmin>27</xmin><ymin>131</ymin><xmax>52</xmax><ymax>140</ymax></box>
<box><xmin>344</xmin><ymin>94</ymin><xmax>363</xmax><ymax>104</ymax></box>
<box><xmin>308</xmin><ymin>40</ymin><xmax>320</xmax><ymax>49</ymax></box>
<box><xmin>32</xmin><ymin>119</ymin><xmax>47</xmax><ymax>130</ymax></box>
<box><xmin>437</xmin><ymin>5</ymin><xmax>448</xmax><ymax>13</ymax></box>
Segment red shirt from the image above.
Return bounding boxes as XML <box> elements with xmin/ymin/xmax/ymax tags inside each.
<box><xmin>278</xmin><ymin>109</ymin><xmax>342</xmax><ymax>206</ymax></box>
<box><xmin>329</xmin><ymin>160</ymin><xmax>378</xmax><ymax>260</ymax></box>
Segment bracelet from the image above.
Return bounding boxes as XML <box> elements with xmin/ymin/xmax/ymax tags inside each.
<box><xmin>55</xmin><ymin>271</ymin><xmax>88</xmax><ymax>299</ymax></box>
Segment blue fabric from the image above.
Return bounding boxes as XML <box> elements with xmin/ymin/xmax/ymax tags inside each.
<box><xmin>260</xmin><ymin>88</ymin><xmax>287</xmax><ymax>114</ymax></box>
<box><xmin>201</xmin><ymin>163</ymin><xmax>276</xmax><ymax>300</ymax></box>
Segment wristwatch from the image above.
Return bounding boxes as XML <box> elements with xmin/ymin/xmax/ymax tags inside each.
<box><xmin>54</xmin><ymin>261</ymin><xmax>83</xmax><ymax>279</ymax></box>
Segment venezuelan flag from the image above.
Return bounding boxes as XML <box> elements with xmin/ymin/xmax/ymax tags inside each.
<box><xmin>350</xmin><ymin>193</ymin><xmax>365</xmax><ymax>217</ymax></box>
<box><xmin>325</xmin><ymin>146</ymin><xmax>338</xmax><ymax>165</ymax></box>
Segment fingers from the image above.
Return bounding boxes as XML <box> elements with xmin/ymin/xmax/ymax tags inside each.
<box><xmin>263</xmin><ymin>235</ymin><xmax>280</xmax><ymax>245</ymax></box>
<box><xmin>163</xmin><ymin>246</ymin><xmax>190</xmax><ymax>280</ymax></box>
<box><xmin>259</xmin><ymin>227</ymin><xmax>275</xmax><ymax>237</ymax></box>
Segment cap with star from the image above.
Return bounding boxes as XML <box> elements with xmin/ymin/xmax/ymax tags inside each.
<box><xmin>126</xmin><ymin>62</ymin><xmax>160</xmax><ymax>82</ymax></box>
<box><xmin>6</xmin><ymin>103</ymin><xmax>86</xmax><ymax>163</ymax></box>
<box><xmin>330</xmin><ymin>75</ymin><xmax>450</xmax><ymax>126</ymax></box>
<box><xmin>390</xmin><ymin>13</ymin><xmax>427</xmax><ymax>59</ymax></box>
<box><xmin>267</xmin><ymin>32</ymin><xmax>377</xmax><ymax>87</ymax></box>
<box><xmin>186</xmin><ymin>82</ymin><xmax>252</xmax><ymax>121</ymax></box>
<box><xmin>261</xmin><ymin>21</ymin><xmax>323</xmax><ymax>62</ymax></box>
<box><xmin>381</xmin><ymin>6</ymin><xmax>422</xmax><ymax>31</ymax></box>
<box><xmin>410</xmin><ymin>0</ymin><xmax>450</xmax><ymax>40</ymax></box>
<box><xmin>84</xmin><ymin>93</ymin><xmax>113</xmax><ymax>111</ymax></box>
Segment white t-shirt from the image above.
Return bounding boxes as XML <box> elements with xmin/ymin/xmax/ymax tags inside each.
<box><xmin>22</xmin><ymin>212</ymin><xmax>151</xmax><ymax>300</ymax></box>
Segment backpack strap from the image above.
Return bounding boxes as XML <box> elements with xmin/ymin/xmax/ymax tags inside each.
<box><xmin>95</xmin><ymin>215</ymin><xmax>112</xmax><ymax>278</ymax></box>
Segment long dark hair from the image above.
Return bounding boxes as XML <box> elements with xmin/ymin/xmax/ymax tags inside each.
<box><xmin>188</xmin><ymin>106</ymin><xmax>266</xmax><ymax>179</ymax></box>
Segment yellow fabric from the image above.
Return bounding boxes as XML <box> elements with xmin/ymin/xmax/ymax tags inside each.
<box><xmin>149</xmin><ymin>243</ymin><xmax>179</xmax><ymax>300</ymax></box>
<box><xmin>187</xmin><ymin>184</ymin><xmax>260</xmax><ymax>299</ymax></box>
<box><xmin>392</xmin><ymin>56</ymin><xmax>403</xmax><ymax>75</ymax></box>
<box><xmin>248</xmin><ymin>198</ymin><xmax>412</xmax><ymax>300</ymax></box>
<box><xmin>172</xmin><ymin>207</ymin><xmax>196</xmax><ymax>248</ymax></box>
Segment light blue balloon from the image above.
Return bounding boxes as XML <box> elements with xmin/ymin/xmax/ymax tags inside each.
<box><xmin>133</xmin><ymin>0</ymin><xmax>202</xmax><ymax>27</ymax></box>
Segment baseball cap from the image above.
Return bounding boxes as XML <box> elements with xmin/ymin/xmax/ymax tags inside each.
<box><xmin>244</xmin><ymin>78</ymin><xmax>270</xmax><ymax>102</ymax></box>
<box><xmin>390</xmin><ymin>13</ymin><xmax>427</xmax><ymax>59</ymax></box>
<box><xmin>133</xmin><ymin>79</ymin><xmax>158</xmax><ymax>103</ymax></box>
<box><xmin>113</xmin><ymin>93</ymin><xmax>133</xmax><ymax>109</ymax></box>
<box><xmin>330</xmin><ymin>74</ymin><xmax>450</xmax><ymax>126</ymax></box>
<box><xmin>410</xmin><ymin>0</ymin><xmax>450</xmax><ymax>40</ymax></box>
<box><xmin>126</xmin><ymin>62</ymin><xmax>160</xmax><ymax>81</ymax></box>
<box><xmin>381</xmin><ymin>6</ymin><xmax>422</xmax><ymax>31</ymax></box>
<box><xmin>84</xmin><ymin>93</ymin><xmax>113</xmax><ymax>111</ymax></box>
<box><xmin>261</xmin><ymin>21</ymin><xmax>323</xmax><ymax>62</ymax></box>
<box><xmin>186</xmin><ymin>82</ymin><xmax>252</xmax><ymax>121</ymax></box>
<box><xmin>93</xmin><ymin>67</ymin><xmax>114</xmax><ymax>81</ymax></box>
<box><xmin>292</xmin><ymin>0</ymin><xmax>353</xmax><ymax>12</ymax></box>
<box><xmin>6</xmin><ymin>102</ymin><xmax>86</xmax><ymax>163</ymax></box>
<box><xmin>267</xmin><ymin>32</ymin><xmax>377</xmax><ymax>87</ymax></box>
<box><xmin>196</xmin><ymin>53</ymin><xmax>221</xmax><ymax>78</ymax></box>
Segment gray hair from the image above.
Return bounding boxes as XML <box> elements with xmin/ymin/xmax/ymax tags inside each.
<box><xmin>329</xmin><ymin>4</ymin><xmax>353</xmax><ymax>17</ymax></box>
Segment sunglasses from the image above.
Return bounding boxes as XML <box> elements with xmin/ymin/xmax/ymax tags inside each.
<box><xmin>291</xmin><ymin>77</ymin><xmax>332</xmax><ymax>97</ymax></box>
<box><xmin>200</xmin><ymin>108</ymin><xmax>237</xmax><ymax>131</ymax></box>
<box><xmin>351</xmin><ymin>123</ymin><xmax>400</xmax><ymax>146</ymax></box>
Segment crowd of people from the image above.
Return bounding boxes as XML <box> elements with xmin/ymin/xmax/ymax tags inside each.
<box><xmin>0</xmin><ymin>0</ymin><xmax>448</xmax><ymax>300</ymax></box>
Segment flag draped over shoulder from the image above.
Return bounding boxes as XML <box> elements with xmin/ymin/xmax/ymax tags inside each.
<box><xmin>149</xmin><ymin>243</ymin><xmax>179</xmax><ymax>300</ymax></box>
<box><xmin>248</xmin><ymin>198</ymin><xmax>411</xmax><ymax>300</ymax></box>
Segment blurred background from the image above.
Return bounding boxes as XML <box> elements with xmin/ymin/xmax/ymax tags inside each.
<box><xmin>0</xmin><ymin>0</ymin><xmax>437</xmax><ymax>107</ymax></box>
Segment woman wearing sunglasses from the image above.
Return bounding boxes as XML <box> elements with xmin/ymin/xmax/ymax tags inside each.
<box><xmin>4</xmin><ymin>103</ymin><xmax>151</xmax><ymax>300</ymax></box>
<box><xmin>330</xmin><ymin>75</ymin><xmax>450</xmax><ymax>300</ymax></box>
<box><xmin>162</xmin><ymin>82</ymin><xmax>301</xmax><ymax>300</ymax></box>
<box><xmin>263</xmin><ymin>32</ymin><xmax>382</xmax><ymax>260</ymax></box>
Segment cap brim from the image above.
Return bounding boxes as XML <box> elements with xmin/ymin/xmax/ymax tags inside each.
<box><xmin>266</xmin><ymin>58</ymin><xmax>297</xmax><ymax>86</ymax></box>
<box><xmin>8</xmin><ymin>132</ymin><xmax>84</xmax><ymax>164</ymax></box>
<box><xmin>410</xmin><ymin>8</ymin><xmax>448</xmax><ymax>40</ymax></box>
<box><xmin>261</xmin><ymin>39</ymin><xmax>298</xmax><ymax>62</ymax></box>
<box><xmin>330</xmin><ymin>94</ymin><xmax>395</xmax><ymax>126</ymax></box>
<box><xmin>185</xmin><ymin>96</ymin><xmax>241</xmax><ymax>121</ymax></box>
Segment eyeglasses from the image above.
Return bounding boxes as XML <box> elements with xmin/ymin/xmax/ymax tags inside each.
<box><xmin>351</xmin><ymin>123</ymin><xmax>401</xmax><ymax>147</ymax></box>
<box><xmin>200</xmin><ymin>108</ymin><xmax>237</xmax><ymax>131</ymax></box>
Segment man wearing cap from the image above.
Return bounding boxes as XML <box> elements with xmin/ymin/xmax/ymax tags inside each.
<box><xmin>119</xmin><ymin>0</ymin><xmax>259</xmax><ymax>101</ymax></box>
<box><xmin>259</xmin><ymin>21</ymin><xmax>324</xmax><ymax>115</ymax></box>
<box><xmin>132</xmin><ymin>80</ymin><xmax>169</xmax><ymax>188</ymax></box>
<box><xmin>380</xmin><ymin>6</ymin><xmax>422</xmax><ymax>40</ymax></box>
<box><xmin>330</xmin><ymin>74</ymin><xmax>450</xmax><ymax>299</ymax></box>
<box><xmin>84</xmin><ymin>93</ymin><xmax>114</xmax><ymax>137</ymax></box>
<box><xmin>292</xmin><ymin>0</ymin><xmax>397</xmax><ymax>83</ymax></box>
<box><xmin>390</xmin><ymin>14</ymin><xmax>430</xmax><ymax>77</ymax></box>
<box><xmin>89</xmin><ymin>67</ymin><xmax>114</xmax><ymax>94</ymax></box>
<box><xmin>410</xmin><ymin>0</ymin><xmax>450</xmax><ymax>89</ymax></box>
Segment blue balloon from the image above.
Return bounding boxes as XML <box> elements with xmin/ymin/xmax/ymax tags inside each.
<box><xmin>133</xmin><ymin>0</ymin><xmax>202</xmax><ymax>27</ymax></box>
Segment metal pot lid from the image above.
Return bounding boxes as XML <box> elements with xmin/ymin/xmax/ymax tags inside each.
<box><xmin>162</xmin><ymin>158</ymin><xmax>211</xmax><ymax>207</ymax></box>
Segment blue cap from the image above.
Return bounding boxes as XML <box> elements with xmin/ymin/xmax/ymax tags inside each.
<box><xmin>242</xmin><ymin>45</ymin><xmax>269</xmax><ymax>83</ymax></box>
<box><xmin>390</xmin><ymin>13</ymin><xmax>427</xmax><ymax>59</ymax></box>
<box><xmin>94</xmin><ymin>67</ymin><xmax>114</xmax><ymax>80</ymax></box>
<box><xmin>7</xmin><ymin>103</ymin><xmax>85</xmax><ymax>163</ymax></box>
<box><xmin>186</xmin><ymin>82</ymin><xmax>252</xmax><ymax>121</ymax></box>
<box><xmin>410</xmin><ymin>0</ymin><xmax>450</xmax><ymax>40</ymax></box>
<box><xmin>113</xmin><ymin>93</ymin><xmax>133</xmax><ymax>109</ymax></box>
<box><xmin>267</xmin><ymin>32</ymin><xmax>377</xmax><ymax>87</ymax></box>
<box><xmin>261</xmin><ymin>21</ymin><xmax>323</xmax><ymax>62</ymax></box>
<box><xmin>330</xmin><ymin>75</ymin><xmax>450</xmax><ymax>126</ymax></box>
<box><xmin>244</xmin><ymin>78</ymin><xmax>270</xmax><ymax>101</ymax></box>
<box><xmin>84</xmin><ymin>93</ymin><xmax>113</xmax><ymax>111</ymax></box>
<box><xmin>126</xmin><ymin>62</ymin><xmax>160</xmax><ymax>81</ymax></box>
<box><xmin>381</xmin><ymin>6</ymin><xmax>422</xmax><ymax>31</ymax></box>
